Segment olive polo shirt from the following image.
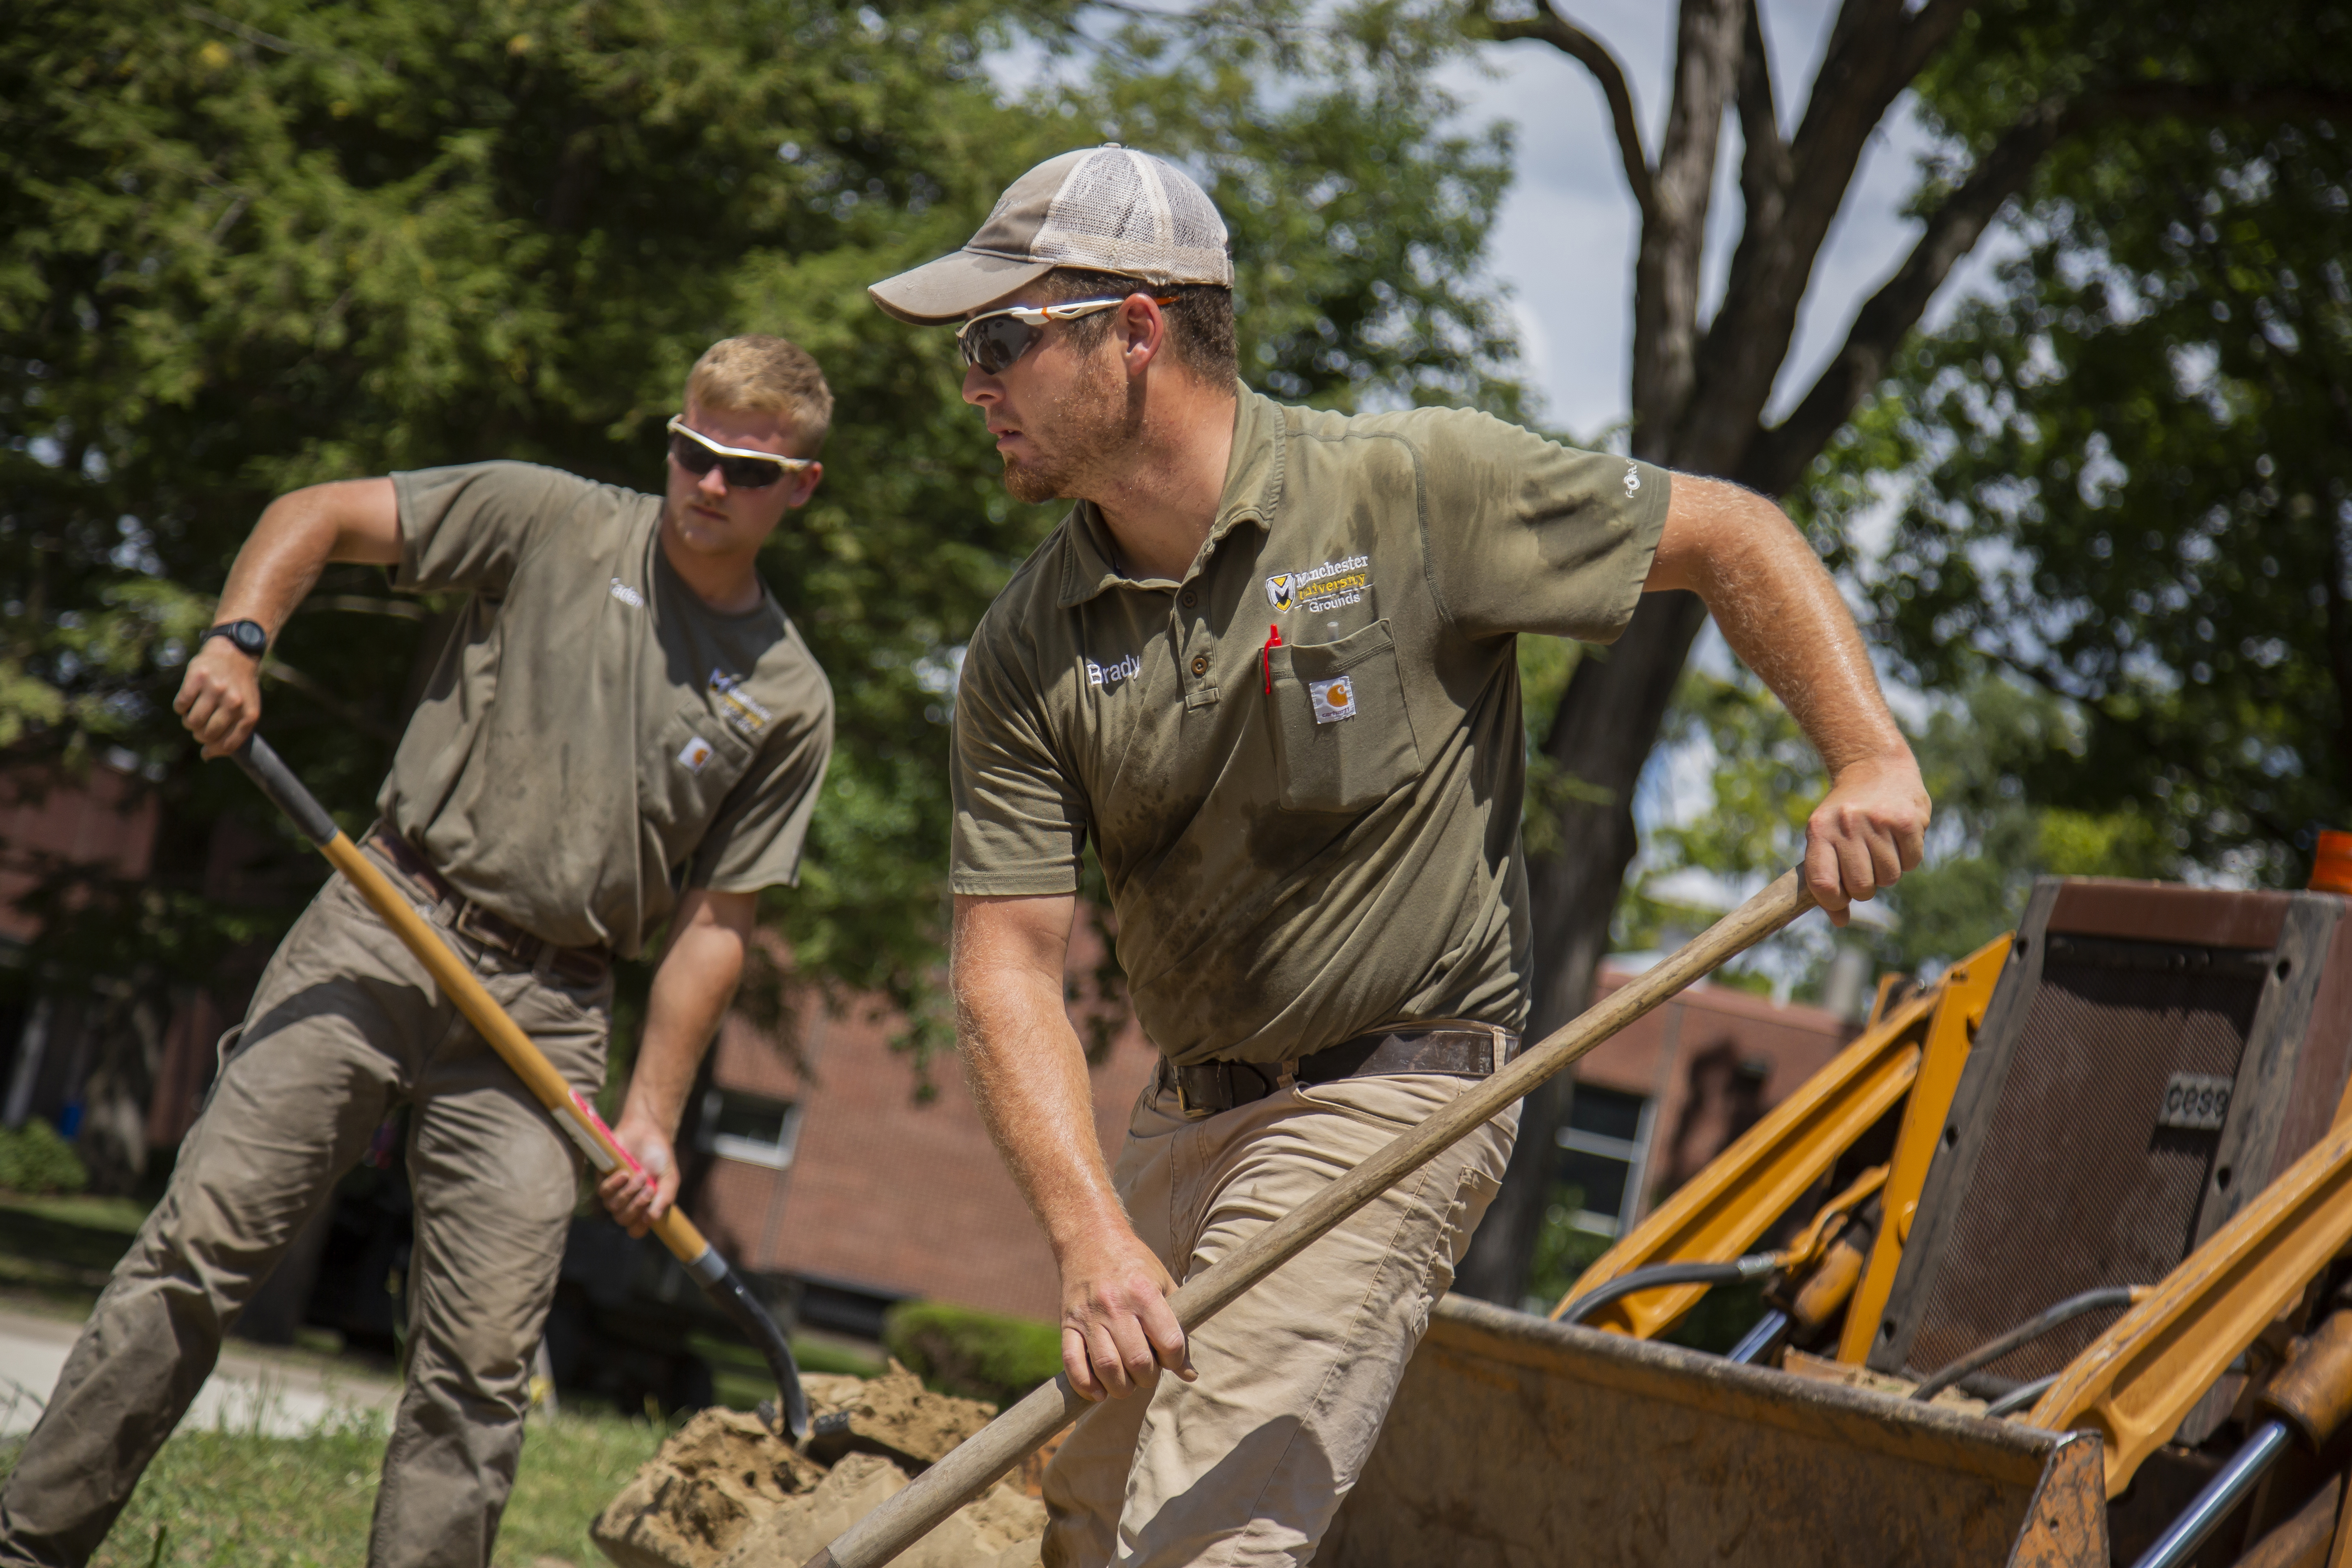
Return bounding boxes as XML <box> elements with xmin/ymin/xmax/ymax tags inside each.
<box><xmin>381</xmin><ymin>461</ymin><xmax>834</xmax><ymax>959</ymax></box>
<box><xmin>951</xmin><ymin>388</ymin><xmax>1669</xmax><ymax>1067</ymax></box>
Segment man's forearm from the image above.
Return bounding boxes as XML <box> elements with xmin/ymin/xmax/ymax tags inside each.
<box><xmin>957</xmin><ymin>976</ymin><xmax>1128</xmax><ymax>1261</ymax></box>
<box><xmin>1669</xmin><ymin>483</ymin><xmax>1905</xmax><ymax>773</ymax></box>
<box><xmin>623</xmin><ymin>899</ymin><xmax>750</xmax><ymax>1134</ymax></box>
<box><xmin>218</xmin><ymin>478</ymin><xmax>404</xmax><ymax>636</ymax></box>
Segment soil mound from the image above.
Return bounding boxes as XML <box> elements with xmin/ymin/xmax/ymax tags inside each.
<box><xmin>592</xmin><ymin>1365</ymin><xmax>1044</xmax><ymax>1568</ymax></box>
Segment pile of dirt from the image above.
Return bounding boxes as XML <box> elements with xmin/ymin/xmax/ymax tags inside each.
<box><xmin>592</xmin><ymin>1365</ymin><xmax>1046</xmax><ymax>1568</ymax></box>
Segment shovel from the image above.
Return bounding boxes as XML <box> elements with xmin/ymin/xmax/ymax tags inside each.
<box><xmin>230</xmin><ymin>732</ymin><xmax>811</xmax><ymax>1441</ymax></box>
<box><xmin>802</xmin><ymin>867</ymin><xmax>1817</xmax><ymax>1567</ymax></box>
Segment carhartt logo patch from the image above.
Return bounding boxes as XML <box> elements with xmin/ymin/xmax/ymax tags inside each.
<box><xmin>610</xmin><ymin>577</ymin><xmax>645</xmax><ymax>608</ymax></box>
<box><xmin>1264</xmin><ymin>573</ymin><xmax>1294</xmax><ymax>610</ymax></box>
<box><xmin>677</xmin><ymin>736</ymin><xmax>715</xmax><ymax>773</ymax></box>
<box><xmin>1309</xmin><ymin>675</ymin><xmax>1356</xmax><ymax>724</ymax></box>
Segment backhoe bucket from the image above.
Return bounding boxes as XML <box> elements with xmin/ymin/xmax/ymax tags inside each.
<box><xmin>1323</xmin><ymin>1295</ymin><xmax>2106</xmax><ymax>1568</ymax></box>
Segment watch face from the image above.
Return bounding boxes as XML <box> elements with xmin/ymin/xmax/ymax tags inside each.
<box><xmin>211</xmin><ymin>620</ymin><xmax>267</xmax><ymax>657</ymax></box>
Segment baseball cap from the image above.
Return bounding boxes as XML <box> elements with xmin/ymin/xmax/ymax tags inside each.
<box><xmin>868</xmin><ymin>144</ymin><xmax>1232</xmax><ymax>326</ymax></box>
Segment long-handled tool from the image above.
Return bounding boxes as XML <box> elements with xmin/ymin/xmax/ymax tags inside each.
<box><xmin>230</xmin><ymin>733</ymin><xmax>811</xmax><ymax>1441</ymax></box>
<box><xmin>803</xmin><ymin>868</ymin><xmax>1817</xmax><ymax>1568</ymax></box>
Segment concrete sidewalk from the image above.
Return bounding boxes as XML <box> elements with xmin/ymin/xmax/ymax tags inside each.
<box><xmin>0</xmin><ymin>1303</ymin><xmax>401</xmax><ymax>1438</ymax></box>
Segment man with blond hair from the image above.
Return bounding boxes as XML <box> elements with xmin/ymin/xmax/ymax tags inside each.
<box><xmin>0</xmin><ymin>338</ymin><xmax>836</xmax><ymax>1568</ymax></box>
<box><xmin>869</xmin><ymin>146</ymin><xmax>1927</xmax><ymax>1565</ymax></box>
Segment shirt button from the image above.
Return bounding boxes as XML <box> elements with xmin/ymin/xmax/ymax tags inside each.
<box><xmin>1180</xmin><ymin>589</ymin><xmax>1198</xmax><ymax>608</ymax></box>
<box><xmin>1190</xmin><ymin>654</ymin><xmax>1209</xmax><ymax>677</ymax></box>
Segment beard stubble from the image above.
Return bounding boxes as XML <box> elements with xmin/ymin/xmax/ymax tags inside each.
<box><xmin>1001</xmin><ymin>348</ymin><xmax>1141</xmax><ymax>505</ymax></box>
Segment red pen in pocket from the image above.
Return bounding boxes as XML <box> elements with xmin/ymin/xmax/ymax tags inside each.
<box><xmin>1261</xmin><ymin>623</ymin><xmax>1283</xmax><ymax>695</ymax></box>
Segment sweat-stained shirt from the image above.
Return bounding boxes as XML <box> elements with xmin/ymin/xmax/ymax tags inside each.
<box><xmin>381</xmin><ymin>461</ymin><xmax>833</xmax><ymax>959</ymax></box>
<box><xmin>951</xmin><ymin>388</ymin><xmax>1669</xmax><ymax>1067</ymax></box>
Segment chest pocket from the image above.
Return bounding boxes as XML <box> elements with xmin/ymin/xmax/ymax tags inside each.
<box><xmin>1267</xmin><ymin>620</ymin><xmax>1422</xmax><ymax>813</ymax></box>
<box><xmin>639</xmin><ymin>704</ymin><xmax>757</xmax><ymax>869</ymax></box>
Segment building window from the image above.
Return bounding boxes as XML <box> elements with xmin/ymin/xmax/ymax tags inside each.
<box><xmin>702</xmin><ymin>1089</ymin><xmax>801</xmax><ymax>1170</ymax></box>
<box><xmin>1553</xmin><ymin>1083</ymin><xmax>1656</xmax><ymax>1236</ymax></box>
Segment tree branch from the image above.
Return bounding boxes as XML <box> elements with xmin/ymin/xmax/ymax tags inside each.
<box><xmin>1734</xmin><ymin>0</ymin><xmax>1790</xmax><ymax>246</ymax></box>
<box><xmin>1673</xmin><ymin>0</ymin><xmax>1972</xmax><ymax>470</ymax></box>
<box><xmin>1742</xmin><ymin>95</ymin><xmax>2069</xmax><ymax>495</ymax></box>
<box><xmin>1474</xmin><ymin>0</ymin><xmax>1655</xmax><ymax>218</ymax></box>
<box><xmin>1745</xmin><ymin>73</ymin><xmax>2352</xmax><ymax>495</ymax></box>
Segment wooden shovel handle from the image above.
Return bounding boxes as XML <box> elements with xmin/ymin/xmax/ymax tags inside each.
<box><xmin>801</xmin><ymin>869</ymin><xmax>1817</xmax><ymax>1568</ymax></box>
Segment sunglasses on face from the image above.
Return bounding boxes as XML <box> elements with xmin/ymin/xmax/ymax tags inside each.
<box><xmin>955</xmin><ymin>294</ymin><xmax>1180</xmax><ymax>375</ymax></box>
<box><xmin>665</xmin><ymin>416</ymin><xmax>815</xmax><ymax>490</ymax></box>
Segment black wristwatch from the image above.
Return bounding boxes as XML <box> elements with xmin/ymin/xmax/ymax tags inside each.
<box><xmin>199</xmin><ymin>619</ymin><xmax>269</xmax><ymax>660</ymax></box>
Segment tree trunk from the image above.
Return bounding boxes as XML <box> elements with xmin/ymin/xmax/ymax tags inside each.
<box><xmin>1454</xmin><ymin>591</ymin><xmax>1710</xmax><ymax>1303</ymax></box>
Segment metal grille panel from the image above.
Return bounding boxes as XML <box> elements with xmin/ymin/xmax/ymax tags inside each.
<box><xmin>1906</xmin><ymin>949</ymin><xmax>2265</xmax><ymax>1384</ymax></box>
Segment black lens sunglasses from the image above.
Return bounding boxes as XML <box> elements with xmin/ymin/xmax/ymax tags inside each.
<box><xmin>956</xmin><ymin>294</ymin><xmax>1179</xmax><ymax>375</ymax></box>
<box><xmin>666</xmin><ymin>416</ymin><xmax>816</xmax><ymax>490</ymax></box>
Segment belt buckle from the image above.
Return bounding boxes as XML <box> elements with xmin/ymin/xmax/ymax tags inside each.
<box><xmin>450</xmin><ymin>900</ymin><xmax>507</xmax><ymax>954</ymax></box>
<box><xmin>1175</xmin><ymin>1066</ymin><xmax>1218</xmax><ymax>1121</ymax></box>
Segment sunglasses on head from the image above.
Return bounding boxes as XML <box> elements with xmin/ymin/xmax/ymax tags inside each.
<box><xmin>665</xmin><ymin>416</ymin><xmax>815</xmax><ymax>490</ymax></box>
<box><xmin>955</xmin><ymin>294</ymin><xmax>1180</xmax><ymax>375</ymax></box>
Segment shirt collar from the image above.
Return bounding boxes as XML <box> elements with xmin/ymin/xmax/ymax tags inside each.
<box><xmin>1056</xmin><ymin>384</ymin><xmax>1288</xmax><ymax>608</ymax></box>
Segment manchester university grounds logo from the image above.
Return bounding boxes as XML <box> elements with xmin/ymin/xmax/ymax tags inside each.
<box><xmin>1265</xmin><ymin>555</ymin><xmax>1370</xmax><ymax>615</ymax></box>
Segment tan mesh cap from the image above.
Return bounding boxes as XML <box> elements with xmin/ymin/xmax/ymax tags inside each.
<box><xmin>869</xmin><ymin>145</ymin><xmax>1232</xmax><ymax>326</ymax></box>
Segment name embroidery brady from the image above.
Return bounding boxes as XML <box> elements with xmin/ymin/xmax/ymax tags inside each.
<box><xmin>1622</xmin><ymin>463</ymin><xmax>1642</xmax><ymax>499</ymax></box>
<box><xmin>1264</xmin><ymin>554</ymin><xmax>1370</xmax><ymax>614</ymax></box>
<box><xmin>708</xmin><ymin>668</ymin><xmax>771</xmax><ymax>739</ymax></box>
<box><xmin>1085</xmin><ymin>653</ymin><xmax>1142</xmax><ymax>689</ymax></box>
<box><xmin>609</xmin><ymin>577</ymin><xmax>646</xmax><ymax>608</ymax></box>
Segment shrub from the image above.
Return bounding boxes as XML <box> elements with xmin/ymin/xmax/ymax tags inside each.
<box><xmin>0</xmin><ymin>1120</ymin><xmax>89</xmax><ymax>1195</ymax></box>
<box><xmin>882</xmin><ymin>1301</ymin><xmax>1060</xmax><ymax>1408</ymax></box>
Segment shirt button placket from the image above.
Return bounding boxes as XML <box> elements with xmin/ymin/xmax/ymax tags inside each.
<box><xmin>1191</xmin><ymin>653</ymin><xmax>1209</xmax><ymax>677</ymax></box>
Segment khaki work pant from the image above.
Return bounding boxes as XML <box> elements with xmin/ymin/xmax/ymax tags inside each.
<box><xmin>1040</xmin><ymin>1071</ymin><xmax>1517</xmax><ymax>1568</ymax></box>
<box><xmin>0</xmin><ymin>857</ymin><xmax>607</xmax><ymax>1568</ymax></box>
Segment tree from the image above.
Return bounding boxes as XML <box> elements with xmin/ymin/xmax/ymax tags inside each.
<box><xmin>0</xmin><ymin>0</ymin><xmax>1521</xmax><ymax>1180</ymax></box>
<box><xmin>1456</xmin><ymin>0</ymin><xmax>2352</xmax><ymax>1303</ymax></box>
<box><xmin>1837</xmin><ymin>93</ymin><xmax>2352</xmax><ymax>878</ymax></box>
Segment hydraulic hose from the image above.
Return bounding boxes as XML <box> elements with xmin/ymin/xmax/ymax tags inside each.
<box><xmin>1557</xmin><ymin>1255</ymin><xmax>1778</xmax><ymax>1327</ymax></box>
<box><xmin>1909</xmin><ymin>1285</ymin><xmax>2142</xmax><ymax>1404</ymax></box>
<box><xmin>1981</xmin><ymin>1372</ymin><xmax>2061</xmax><ymax>1419</ymax></box>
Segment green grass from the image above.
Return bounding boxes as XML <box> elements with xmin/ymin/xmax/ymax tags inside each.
<box><xmin>0</xmin><ymin>1407</ymin><xmax>664</xmax><ymax>1567</ymax></box>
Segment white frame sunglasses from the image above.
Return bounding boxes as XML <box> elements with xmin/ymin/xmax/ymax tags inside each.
<box><xmin>665</xmin><ymin>415</ymin><xmax>816</xmax><ymax>489</ymax></box>
<box><xmin>956</xmin><ymin>294</ymin><xmax>1178</xmax><ymax>374</ymax></box>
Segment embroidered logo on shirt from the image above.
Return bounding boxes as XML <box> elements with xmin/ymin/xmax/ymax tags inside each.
<box><xmin>708</xmin><ymin>668</ymin><xmax>771</xmax><ymax>738</ymax></box>
<box><xmin>677</xmin><ymin>736</ymin><xmax>715</xmax><ymax>773</ymax></box>
<box><xmin>609</xmin><ymin>577</ymin><xmax>646</xmax><ymax>608</ymax></box>
<box><xmin>1309</xmin><ymin>675</ymin><xmax>1356</xmax><ymax>724</ymax></box>
<box><xmin>1267</xmin><ymin>555</ymin><xmax>1370</xmax><ymax>614</ymax></box>
<box><xmin>1085</xmin><ymin>653</ymin><xmax>1141</xmax><ymax>689</ymax></box>
<box><xmin>1623</xmin><ymin>464</ymin><xmax>1642</xmax><ymax>498</ymax></box>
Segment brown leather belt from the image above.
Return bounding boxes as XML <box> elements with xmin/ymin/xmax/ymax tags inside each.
<box><xmin>1158</xmin><ymin>1024</ymin><xmax>1517</xmax><ymax>1121</ymax></box>
<box><xmin>361</xmin><ymin>824</ymin><xmax>610</xmax><ymax>987</ymax></box>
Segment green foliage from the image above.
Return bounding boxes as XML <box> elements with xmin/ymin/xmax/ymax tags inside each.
<box><xmin>0</xmin><ymin>1120</ymin><xmax>89</xmax><ymax>1196</ymax></box>
<box><xmin>0</xmin><ymin>1404</ymin><xmax>662</xmax><ymax>1566</ymax></box>
<box><xmin>882</xmin><ymin>1298</ymin><xmax>1061</xmax><ymax>1408</ymax></box>
<box><xmin>1809</xmin><ymin>1</ymin><xmax>2352</xmax><ymax>885</ymax></box>
<box><xmin>1521</xmin><ymin>1183</ymin><xmax>1610</xmax><ymax>1316</ymax></box>
<box><xmin>1</xmin><ymin>0</ymin><xmax>1521</xmax><ymax>1071</ymax></box>
<box><xmin>1619</xmin><ymin>667</ymin><xmax>2176</xmax><ymax>987</ymax></box>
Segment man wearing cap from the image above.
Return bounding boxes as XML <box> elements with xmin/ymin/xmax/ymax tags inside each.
<box><xmin>0</xmin><ymin>338</ymin><xmax>835</xmax><ymax>1568</ymax></box>
<box><xmin>873</xmin><ymin>147</ymin><xmax>1928</xmax><ymax>1565</ymax></box>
